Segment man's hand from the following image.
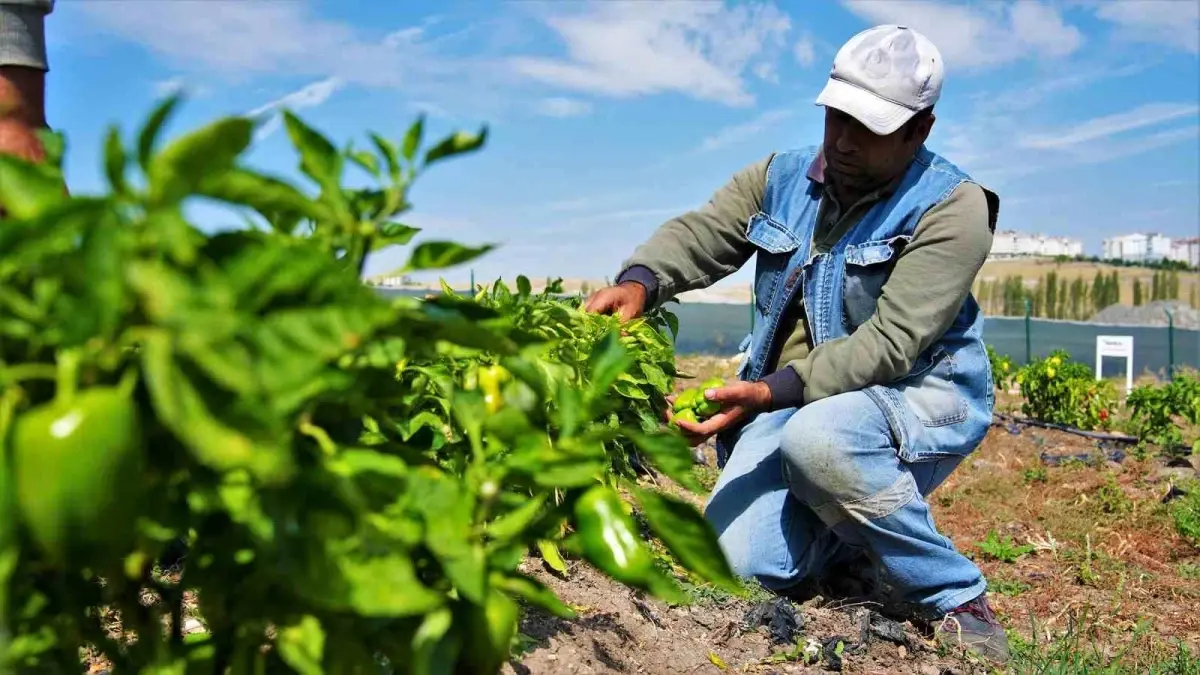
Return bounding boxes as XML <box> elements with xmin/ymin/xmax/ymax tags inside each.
<box><xmin>583</xmin><ymin>281</ymin><xmax>648</xmax><ymax>321</ymax></box>
<box><xmin>667</xmin><ymin>380</ymin><xmax>772</xmax><ymax>446</ymax></box>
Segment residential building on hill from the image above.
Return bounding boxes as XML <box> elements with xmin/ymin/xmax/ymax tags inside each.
<box><xmin>989</xmin><ymin>231</ymin><xmax>1083</xmax><ymax>259</ymax></box>
<box><xmin>1102</xmin><ymin>233</ymin><xmax>1174</xmax><ymax>263</ymax></box>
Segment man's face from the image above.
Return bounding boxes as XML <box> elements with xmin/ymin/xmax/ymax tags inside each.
<box><xmin>821</xmin><ymin>106</ymin><xmax>934</xmax><ymax>193</ymax></box>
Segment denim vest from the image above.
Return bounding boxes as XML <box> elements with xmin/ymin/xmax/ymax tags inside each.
<box><xmin>719</xmin><ymin>145</ymin><xmax>996</xmax><ymax>466</ymax></box>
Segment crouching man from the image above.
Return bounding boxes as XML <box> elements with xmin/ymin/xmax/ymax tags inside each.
<box><xmin>585</xmin><ymin>25</ymin><xmax>1007</xmax><ymax>665</ymax></box>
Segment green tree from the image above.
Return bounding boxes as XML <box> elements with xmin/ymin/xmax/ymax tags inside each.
<box><xmin>1133</xmin><ymin>278</ymin><xmax>1144</xmax><ymax>306</ymax></box>
<box><xmin>1091</xmin><ymin>271</ymin><xmax>1105</xmax><ymax>313</ymax></box>
<box><xmin>1045</xmin><ymin>271</ymin><xmax>1058</xmax><ymax>319</ymax></box>
<box><xmin>1191</xmin><ymin>283</ymin><xmax>1198</xmax><ymax>309</ymax></box>
<box><xmin>1109</xmin><ymin>271</ymin><xmax>1121</xmax><ymax>305</ymax></box>
<box><xmin>1057</xmin><ymin>278</ymin><xmax>1068</xmax><ymax>319</ymax></box>
<box><xmin>1169</xmin><ymin>270</ymin><xmax>1181</xmax><ymax>299</ymax></box>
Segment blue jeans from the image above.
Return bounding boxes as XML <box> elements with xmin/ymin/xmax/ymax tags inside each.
<box><xmin>704</xmin><ymin>391</ymin><xmax>986</xmax><ymax>617</ymax></box>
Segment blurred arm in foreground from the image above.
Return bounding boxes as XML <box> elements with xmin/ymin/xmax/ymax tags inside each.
<box><xmin>0</xmin><ymin>0</ymin><xmax>53</xmax><ymax>165</ymax></box>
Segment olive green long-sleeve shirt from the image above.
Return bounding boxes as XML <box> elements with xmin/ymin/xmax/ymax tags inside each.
<box><xmin>616</xmin><ymin>151</ymin><xmax>996</xmax><ymax>408</ymax></box>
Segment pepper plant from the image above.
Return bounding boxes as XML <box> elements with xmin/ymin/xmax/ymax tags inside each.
<box><xmin>1015</xmin><ymin>351</ymin><xmax>1117</xmax><ymax>431</ymax></box>
<box><xmin>1126</xmin><ymin>371</ymin><xmax>1200</xmax><ymax>455</ymax></box>
<box><xmin>0</xmin><ymin>97</ymin><xmax>735</xmax><ymax>673</ymax></box>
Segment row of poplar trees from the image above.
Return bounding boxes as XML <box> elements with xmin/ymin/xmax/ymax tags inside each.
<box><xmin>975</xmin><ymin>269</ymin><xmax>1194</xmax><ymax>320</ymax></box>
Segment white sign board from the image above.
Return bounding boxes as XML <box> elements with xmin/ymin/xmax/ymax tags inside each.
<box><xmin>1095</xmin><ymin>335</ymin><xmax>1134</xmax><ymax>395</ymax></box>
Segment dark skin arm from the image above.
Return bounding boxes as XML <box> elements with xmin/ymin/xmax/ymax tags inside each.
<box><xmin>0</xmin><ymin>65</ymin><xmax>47</xmax><ymax>163</ymax></box>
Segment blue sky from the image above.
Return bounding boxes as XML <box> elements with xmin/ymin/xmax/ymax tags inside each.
<box><xmin>44</xmin><ymin>0</ymin><xmax>1200</xmax><ymax>286</ymax></box>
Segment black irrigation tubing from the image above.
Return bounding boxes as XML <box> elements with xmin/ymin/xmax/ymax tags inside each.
<box><xmin>991</xmin><ymin>411</ymin><xmax>1140</xmax><ymax>444</ymax></box>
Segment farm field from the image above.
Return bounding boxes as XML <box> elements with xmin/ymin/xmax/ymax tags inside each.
<box><xmin>498</xmin><ymin>356</ymin><xmax>1200</xmax><ymax>674</ymax></box>
<box><xmin>7</xmin><ymin>98</ymin><xmax>1199</xmax><ymax>675</ymax></box>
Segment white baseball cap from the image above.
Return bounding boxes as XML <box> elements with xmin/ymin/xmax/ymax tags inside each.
<box><xmin>815</xmin><ymin>25</ymin><xmax>944</xmax><ymax>136</ymax></box>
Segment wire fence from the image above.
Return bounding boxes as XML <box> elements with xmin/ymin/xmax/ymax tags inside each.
<box><xmin>371</xmin><ymin>288</ymin><xmax>1199</xmax><ymax>378</ymax></box>
<box><xmin>666</xmin><ymin>302</ymin><xmax>1200</xmax><ymax>378</ymax></box>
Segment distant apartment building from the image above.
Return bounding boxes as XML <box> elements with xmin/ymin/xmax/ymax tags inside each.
<box><xmin>371</xmin><ymin>275</ymin><xmax>413</xmax><ymax>288</ymax></box>
<box><xmin>1169</xmin><ymin>237</ymin><xmax>1200</xmax><ymax>268</ymax></box>
<box><xmin>989</xmin><ymin>230</ymin><xmax>1083</xmax><ymax>259</ymax></box>
<box><xmin>1102</xmin><ymin>233</ymin><xmax>1174</xmax><ymax>263</ymax></box>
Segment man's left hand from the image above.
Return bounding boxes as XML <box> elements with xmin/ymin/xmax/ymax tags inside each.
<box><xmin>668</xmin><ymin>380</ymin><xmax>772</xmax><ymax>446</ymax></box>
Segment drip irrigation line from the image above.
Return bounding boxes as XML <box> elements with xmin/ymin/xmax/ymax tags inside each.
<box><xmin>992</xmin><ymin>412</ymin><xmax>1139</xmax><ymax>444</ymax></box>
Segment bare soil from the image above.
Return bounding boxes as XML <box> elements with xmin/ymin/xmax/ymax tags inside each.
<box><xmin>502</xmin><ymin>359</ymin><xmax>1200</xmax><ymax>674</ymax></box>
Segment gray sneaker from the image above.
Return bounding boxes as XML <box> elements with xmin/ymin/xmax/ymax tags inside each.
<box><xmin>936</xmin><ymin>593</ymin><xmax>1010</xmax><ymax>665</ymax></box>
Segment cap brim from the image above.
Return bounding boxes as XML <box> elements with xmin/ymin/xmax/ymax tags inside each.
<box><xmin>815</xmin><ymin>78</ymin><xmax>916</xmax><ymax>136</ymax></box>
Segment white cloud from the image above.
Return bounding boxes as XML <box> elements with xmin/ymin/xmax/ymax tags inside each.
<box><xmin>508</xmin><ymin>2</ymin><xmax>792</xmax><ymax>106</ymax></box>
<box><xmin>79</xmin><ymin>2</ymin><xmax>508</xmax><ymax>108</ymax></box>
<box><xmin>1092</xmin><ymin>0</ymin><xmax>1200</xmax><ymax>53</ymax></box>
<box><xmin>1018</xmin><ymin>103</ymin><xmax>1200</xmax><ymax>150</ymax></box>
<box><xmin>247</xmin><ymin>78</ymin><xmax>343</xmax><ymax>142</ymax></box>
<box><xmin>793</xmin><ymin>33</ymin><xmax>817</xmax><ymax>67</ymax></box>
<box><xmin>841</xmin><ymin>0</ymin><xmax>1083</xmax><ymax>70</ymax></box>
<box><xmin>699</xmin><ymin>109</ymin><xmax>794</xmax><ymax>152</ymax></box>
<box><xmin>1065</xmin><ymin>124</ymin><xmax>1200</xmax><ymax>165</ymax></box>
<box><xmin>534</xmin><ymin>97</ymin><xmax>593</xmax><ymax>118</ymax></box>
<box><xmin>977</xmin><ymin>63</ymin><xmax>1146</xmax><ymax>113</ymax></box>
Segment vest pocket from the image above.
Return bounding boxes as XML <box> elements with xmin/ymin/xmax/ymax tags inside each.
<box><xmin>746</xmin><ymin>212</ymin><xmax>801</xmax><ymax>314</ymax></box>
<box><xmin>842</xmin><ymin>236</ymin><xmax>908</xmax><ymax>331</ymax></box>
<box><xmin>895</xmin><ymin>347</ymin><xmax>968</xmax><ymax>428</ymax></box>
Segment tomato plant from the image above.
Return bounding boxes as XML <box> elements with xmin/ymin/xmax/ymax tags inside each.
<box><xmin>0</xmin><ymin>98</ymin><xmax>735</xmax><ymax>673</ymax></box>
<box><xmin>1015</xmin><ymin>351</ymin><xmax>1117</xmax><ymax>431</ymax></box>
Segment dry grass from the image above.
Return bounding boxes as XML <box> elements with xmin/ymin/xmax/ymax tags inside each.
<box><xmin>678</xmin><ymin>356</ymin><xmax>1200</xmax><ymax>673</ymax></box>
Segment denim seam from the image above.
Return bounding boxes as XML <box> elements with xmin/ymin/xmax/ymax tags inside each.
<box><xmin>811</xmin><ymin>471</ymin><xmax>917</xmax><ymax>527</ymax></box>
<box><xmin>932</xmin><ymin>577</ymin><xmax>988</xmax><ymax>617</ymax></box>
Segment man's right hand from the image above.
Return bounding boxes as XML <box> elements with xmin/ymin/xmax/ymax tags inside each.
<box><xmin>583</xmin><ymin>281</ymin><xmax>648</xmax><ymax>321</ymax></box>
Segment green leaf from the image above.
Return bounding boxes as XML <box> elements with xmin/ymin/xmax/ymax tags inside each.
<box><xmin>628</xmin><ymin>431</ymin><xmax>699</xmax><ymax>491</ymax></box>
<box><xmin>35</xmin><ymin>128</ymin><xmax>66</xmax><ymax>169</ymax></box>
<box><xmin>283</xmin><ymin>110</ymin><xmax>342</xmax><ymax>189</ymax></box>
<box><xmin>296</xmin><ymin>536</ymin><xmax>445</xmax><ymax>617</ymax></box>
<box><xmin>103</xmin><ymin>125</ymin><xmax>127</xmax><ymax>194</ymax></box>
<box><xmin>423</xmin><ymin>127</ymin><xmax>488</xmax><ymax>167</ymax></box>
<box><xmin>348</xmin><ymin>148</ymin><xmax>380</xmax><ymax>177</ymax></box>
<box><xmin>137</xmin><ymin>94</ymin><xmax>182</xmax><ymax>169</ymax></box>
<box><xmin>402</xmin><ymin>241</ymin><xmax>494</xmax><ymax>272</ymax></box>
<box><xmin>371</xmin><ymin>132</ymin><xmax>402</xmax><ymax>182</ymax></box>
<box><xmin>633</xmin><ymin>487</ymin><xmax>737</xmax><ymax>590</ymax></box>
<box><xmin>138</xmin><ymin>330</ymin><xmax>296</xmax><ymax>484</ymax></box>
<box><xmin>402</xmin><ymin>115</ymin><xmax>425</xmax><ymax>163</ymax></box>
<box><xmin>276</xmin><ymin>615</ymin><xmax>325</xmax><ymax>675</ymax></box>
<box><xmin>374</xmin><ymin>222</ymin><xmax>420</xmax><ymax>248</ymax></box>
<box><xmin>410</xmin><ymin>607</ymin><xmax>460</xmax><ymax>675</ymax></box>
<box><xmin>589</xmin><ymin>331</ymin><xmax>635</xmax><ymax>394</ymax></box>
<box><xmin>537</xmin><ymin>540</ymin><xmax>569</xmax><ymax>577</ymax></box>
<box><xmin>493</xmin><ymin>572</ymin><xmax>575</xmax><ymax>619</ymax></box>
<box><xmin>486</xmin><ymin>494</ymin><xmax>547</xmax><ymax>542</ymax></box>
<box><xmin>0</xmin><ymin>155</ymin><xmax>65</xmax><ymax>219</ymax></box>
<box><xmin>198</xmin><ymin>168</ymin><xmax>329</xmax><ymax>229</ymax></box>
<box><xmin>147</xmin><ymin>117</ymin><xmax>254</xmax><ymax>205</ymax></box>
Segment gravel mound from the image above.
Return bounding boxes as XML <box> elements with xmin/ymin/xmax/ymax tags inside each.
<box><xmin>1091</xmin><ymin>300</ymin><xmax>1200</xmax><ymax>330</ymax></box>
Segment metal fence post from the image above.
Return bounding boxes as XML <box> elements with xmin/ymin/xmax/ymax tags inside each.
<box><xmin>1024</xmin><ymin>297</ymin><xmax>1032</xmax><ymax>365</ymax></box>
